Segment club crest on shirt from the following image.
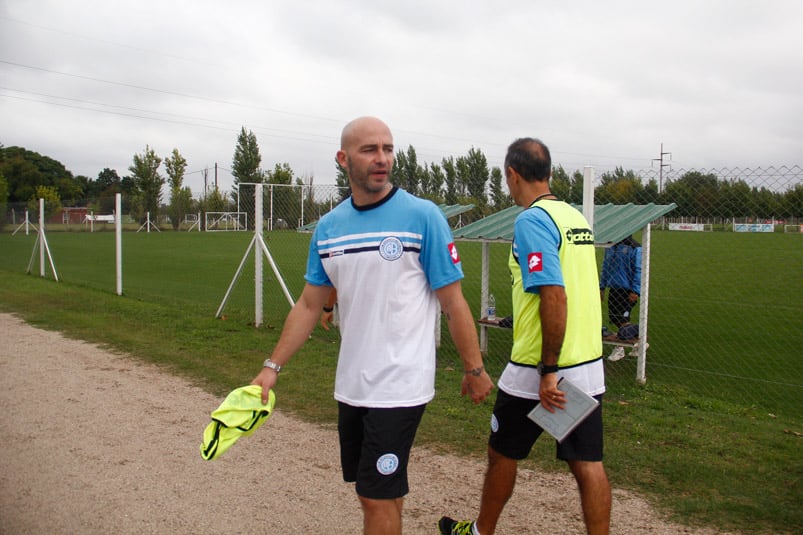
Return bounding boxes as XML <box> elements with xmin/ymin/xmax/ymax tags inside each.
<box><xmin>378</xmin><ymin>236</ymin><xmax>404</xmax><ymax>261</ymax></box>
<box><xmin>528</xmin><ymin>252</ymin><xmax>543</xmax><ymax>272</ymax></box>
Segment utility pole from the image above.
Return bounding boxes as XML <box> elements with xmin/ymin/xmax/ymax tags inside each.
<box><xmin>202</xmin><ymin>167</ymin><xmax>208</xmax><ymax>198</ymax></box>
<box><xmin>652</xmin><ymin>143</ymin><xmax>672</xmax><ymax>193</ymax></box>
<box><xmin>214</xmin><ymin>162</ymin><xmax>218</xmax><ymax>191</ymax></box>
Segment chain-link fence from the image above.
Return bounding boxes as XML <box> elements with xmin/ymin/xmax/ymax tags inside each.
<box><xmin>2</xmin><ymin>167</ymin><xmax>801</xmax><ymax>422</ymax></box>
<box><xmin>238</xmin><ymin>171</ymin><xmax>801</xmax><ymax>424</ymax></box>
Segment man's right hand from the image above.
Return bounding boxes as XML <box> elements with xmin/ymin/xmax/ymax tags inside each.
<box><xmin>251</xmin><ymin>367</ymin><xmax>279</xmax><ymax>405</ymax></box>
<box><xmin>462</xmin><ymin>369</ymin><xmax>494</xmax><ymax>404</ymax></box>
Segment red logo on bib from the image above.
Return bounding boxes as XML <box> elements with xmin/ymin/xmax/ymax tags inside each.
<box><xmin>528</xmin><ymin>252</ymin><xmax>542</xmax><ymax>272</ymax></box>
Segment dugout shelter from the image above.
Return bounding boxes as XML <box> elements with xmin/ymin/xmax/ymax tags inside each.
<box><xmin>452</xmin><ymin>202</ymin><xmax>677</xmax><ymax>383</ymax></box>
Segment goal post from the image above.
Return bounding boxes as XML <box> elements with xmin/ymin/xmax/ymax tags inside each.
<box><xmin>205</xmin><ymin>212</ymin><xmax>247</xmax><ymax>231</ymax></box>
<box><xmin>784</xmin><ymin>224</ymin><xmax>803</xmax><ymax>234</ymax></box>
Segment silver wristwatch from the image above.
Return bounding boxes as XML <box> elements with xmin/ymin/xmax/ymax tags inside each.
<box><xmin>263</xmin><ymin>359</ymin><xmax>282</xmax><ymax>373</ymax></box>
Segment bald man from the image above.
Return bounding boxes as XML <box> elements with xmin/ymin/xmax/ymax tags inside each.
<box><xmin>252</xmin><ymin>117</ymin><xmax>493</xmax><ymax>534</ymax></box>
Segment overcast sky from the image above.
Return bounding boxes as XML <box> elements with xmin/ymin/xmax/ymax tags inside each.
<box><xmin>2</xmin><ymin>0</ymin><xmax>802</xmax><ymax>197</ymax></box>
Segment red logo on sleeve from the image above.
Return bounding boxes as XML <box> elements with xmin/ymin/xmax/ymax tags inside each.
<box><xmin>528</xmin><ymin>252</ymin><xmax>543</xmax><ymax>272</ymax></box>
<box><xmin>448</xmin><ymin>243</ymin><xmax>460</xmax><ymax>264</ymax></box>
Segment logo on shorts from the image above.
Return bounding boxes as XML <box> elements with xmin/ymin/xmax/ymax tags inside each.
<box><xmin>379</xmin><ymin>237</ymin><xmax>404</xmax><ymax>261</ymax></box>
<box><xmin>376</xmin><ymin>453</ymin><xmax>399</xmax><ymax>475</ymax></box>
<box><xmin>490</xmin><ymin>414</ymin><xmax>499</xmax><ymax>433</ymax></box>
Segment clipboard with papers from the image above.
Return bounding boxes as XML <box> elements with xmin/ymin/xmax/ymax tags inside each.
<box><xmin>527</xmin><ymin>377</ymin><xmax>599</xmax><ymax>443</ymax></box>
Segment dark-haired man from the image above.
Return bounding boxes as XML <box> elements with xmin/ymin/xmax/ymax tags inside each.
<box><xmin>440</xmin><ymin>138</ymin><xmax>610</xmax><ymax>535</ymax></box>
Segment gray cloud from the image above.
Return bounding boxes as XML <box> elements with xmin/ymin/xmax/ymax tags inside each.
<box><xmin>1</xmin><ymin>0</ymin><xmax>801</xmax><ymax>197</ymax></box>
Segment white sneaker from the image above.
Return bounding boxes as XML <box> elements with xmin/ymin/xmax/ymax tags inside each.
<box><xmin>608</xmin><ymin>346</ymin><xmax>626</xmax><ymax>362</ymax></box>
<box><xmin>628</xmin><ymin>342</ymin><xmax>650</xmax><ymax>357</ymax></box>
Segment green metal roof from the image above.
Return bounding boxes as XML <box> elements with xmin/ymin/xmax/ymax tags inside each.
<box><xmin>452</xmin><ymin>203</ymin><xmax>677</xmax><ymax>245</ymax></box>
<box><xmin>438</xmin><ymin>203</ymin><xmax>475</xmax><ymax>219</ymax></box>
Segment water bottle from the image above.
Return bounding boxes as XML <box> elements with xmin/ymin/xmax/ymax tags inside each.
<box><xmin>487</xmin><ymin>294</ymin><xmax>496</xmax><ymax>320</ymax></box>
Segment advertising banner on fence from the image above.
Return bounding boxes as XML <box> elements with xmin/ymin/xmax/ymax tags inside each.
<box><xmin>734</xmin><ymin>223</ymin><xmax>774</xmax><ymax>233</ymax></box>
<box><xmin>669</xmin><ymin>223</ymin><xmax>706</xmax><ymax>232</ymax></box>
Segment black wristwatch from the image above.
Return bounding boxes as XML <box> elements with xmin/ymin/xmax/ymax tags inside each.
<box><xmin>539</xmin><ymin>362</ymin><xmax>559</xmax><ymax>376</ymax></box>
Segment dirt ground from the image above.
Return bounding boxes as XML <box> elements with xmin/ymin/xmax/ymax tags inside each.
<box><xmin>0</xmin><ymin>312</ymin><xmax>732</xmax><ymax>534</ymax></box>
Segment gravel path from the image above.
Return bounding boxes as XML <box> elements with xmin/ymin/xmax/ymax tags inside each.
<box><xmin>0</xmin><ymin>313</ymin><xmax>732</xmax><ymax>534</ymax></box>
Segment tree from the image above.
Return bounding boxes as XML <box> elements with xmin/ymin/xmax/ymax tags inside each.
<box><xmin>165</xmin><ymin>148</ymin><xmax>189</xmax><ymax>230</ymax></box>
<box><xmin>489</xmin><ymin>166</ymin><xmax>510</xmax><ymax>210</ymax></box>
<box><xmin>595</xmin><ymin>166</ymin><xmax>646</xmax><ymax>205</ymax></box>
<box><xmin>89</xmin><ymin>168</ymin><xmax>122</xmax><ymax>214</ymax></box>
<box><xmin>232</xmin><ymin>127</ymin><xmax>263</xmax><ymax>185</ymax></box>
<box><xmin>395</xmin><ymin>146</ymin><xmax>423</xmax><ymax>195</ymax></box>
<box><xmin>425</xmin><ymin>162</ymin><xmax>445</xmax><ymax>204</ymax></box>
<box><xmin>0</xmin><ymin>170</ymin><xmax>8</xmax><ymax>223</ymax></box>
<box><xmin>0</xmin><ymin>146</ymin><xmax>83</xmax><ymax>204</ymax></box>
<box><xmin>27</xmin><ymin>185</ymin><xmax>62</xmax><ymax>221</ymax></box>
<box><xmin>128</xmin><ymin>145</ymin><xmax>164</xmax><ymax>222</ymax></box>
<box><xmin>442</xmin><ymin>156</ymin><xmax>459</xmax><ymax>205</ymax></box>
<box><xmin>551</xmin><ymin>166</ymin><xmax>572</xmax><ymax>201</ymax></box>
<box><xmin>266</xmin><ymin>162</ymin><xmax>300</xmax><ymax>228</ymax></box>
<box><xmin>458</xmin><ymin>147</ymin><xmax>490</xmax><ymax>208</ymax></box>
<box><xmin>335</xmin><ymin>157</ymin><xmax>351</xmax><ymax>201</ymax></box>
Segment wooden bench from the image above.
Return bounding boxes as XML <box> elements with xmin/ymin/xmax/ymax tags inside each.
<box><xmin>479</xmin><ymin>318</ymin><xmax>642</xmax><ymax>350</ymax></box>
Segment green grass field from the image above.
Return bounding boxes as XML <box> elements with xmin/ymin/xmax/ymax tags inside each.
<box><xmin>0</xmin><ymin>228</ymin><xmax>800</xmax><ymax>533</ymax></box>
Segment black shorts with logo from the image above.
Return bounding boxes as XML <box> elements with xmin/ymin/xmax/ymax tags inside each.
<box><xmin>488</xmin><ymin>389</ymin><xmax>604</xmax><ymax>462</ymax></box>
<box><xmin>337</xmin><ymin>402</ymin><xmax>426</xmax><ymax>500</ymax></box>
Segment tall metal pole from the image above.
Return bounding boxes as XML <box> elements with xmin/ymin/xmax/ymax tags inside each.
<box><xmin>652</xmin><ymin>143</ymin><xmax>672</xmax><ymax>193</ymax></box>
<box><xmin>116</xmin><ymin>193</ymin><xmax>122</xmax><ymax>295</ymax></box>
<box><xmin>254</xmin><ymin>184</ymin><xmax>263</xmax><ymax>327</ymax></box>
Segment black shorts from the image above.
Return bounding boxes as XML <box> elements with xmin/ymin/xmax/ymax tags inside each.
<box><xmin>608</xmin><ymin>287</ymin><xmax>636</xmax><ymax>327</ymax></box>
<box><xmin>337</xmin><ymin>402</ymin><xmax>426</xmax><ymax>500</ymax></box>
<box><xmin>488</xmin><ymin>389</ymin><xmax>604</xmax><ymax>462</ymax></box>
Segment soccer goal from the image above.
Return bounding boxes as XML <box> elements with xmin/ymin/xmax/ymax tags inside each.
<box><xmin>205</xmin><ymin>212</ymin><xmax>247</xmax><ymax>231</ymax></box>
<box><xmin>784</xmin><ymin>224</ymin><xmax>803</xmax><ymax>233</ymax></box>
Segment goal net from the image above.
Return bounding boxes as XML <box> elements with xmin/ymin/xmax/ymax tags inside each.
<box><xmin>205</xmin><ymin>212</ymin><xmax>247</xmax><ymax>231</ymax></box>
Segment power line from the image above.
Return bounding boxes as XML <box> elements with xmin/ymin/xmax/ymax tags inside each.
<box><xmin>0</xmin><ymin>59</ymin><xmax>343</xmax><ymax>124</ymax></box>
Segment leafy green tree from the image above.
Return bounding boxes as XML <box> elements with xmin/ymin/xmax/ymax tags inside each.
<box><xmin>27</xmin><ymin>185</ymin><xmax>62</xmax><ymax>221</ymax></box>
<box><xmin>551</xmin><ymin>165</ymin><xmax>572</xmax><ymax>201</ymax></box>
<box><xmin>424</xmin><ymin>162</ymin><xmax>445</xmax><ymax>204</ymax></box>
<box><xmin>0</xmin><ymin>146</ymin><xmax>83</xmax><ymax>203</ymax></box>
<box><xmin>205</xmin><ymin>187</ymin><xmax>227</xmax><ymax>211</ymax></box>
<box><xmin>489</xmin><ymin>166</ymin><xmax>510</xmax><ymax>210</ymax></box>
<box><xmin>458</xmin><ymin>147</ymin><xmax>490</xmax><ymax>209</ymax></box>
<box><xmin>266</xmin><ymin>162</ymin><xmax>300</xmax><ymax>228</ymax></box>
<box><xmin>165</xmin><ymin>148</ymin><xmax>188</xmax><ymax>230</ymax></box>
<box><xmin>595</xmin><ymin>166</ymin><xmax>644</xmax><ymax>205</ymax></box>
<box><xmin>782</xmin><ymin>182</ymin><xmax>803</xmax><ymax>219</ymax></box>
<box><xmin>232</xmin><ymin>127</ymin><xmax>263</xmax><ymax>185</ymax></box>
<box><xmin>128</xmin><ymin>145</ymin><xmax>164</xmax><ymax>222</ymax></box>
<box><xmin>335</xmin><ymin>157</ymin><xmax>351</xmax><ymax>201</ymax></box>
<box><xmin>395</xmin><ymin>146</ymin><xmax>423</xmax><ymax>195</ymax></box>
<box><xmin>0</xmin><ymin>170</ymin><xmax>8</xmax><ymax>223</ymax></box>
<box><xmin>442</xmin><ymin>156</ymin><xmax>458</xmax><ymax>205</ymax></box>
<box><xmin>90</xmin><ymin>168</ymin><xmax>122</xmax><ymax>214</ymax></box>
<box><xmin>642</xmin><ymin>177</ymin><xmax>660</xmax><ymax>204</ymax></box>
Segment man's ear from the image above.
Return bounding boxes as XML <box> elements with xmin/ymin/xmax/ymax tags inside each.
<box><xmin>336</xmin><ymin>150</ymin><xmax>347</xmax><ymax>168</ymax></box>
